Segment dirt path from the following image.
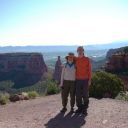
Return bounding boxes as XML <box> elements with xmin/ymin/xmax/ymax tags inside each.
<box><xmin>0</xmin><ymin>94</ymin><xmax>128</xmax><ymax>128</ymax></box>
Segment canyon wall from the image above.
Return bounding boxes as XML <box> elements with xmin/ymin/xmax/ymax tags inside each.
<box><xmin>0</xmin><ymin>53</ymin><xmax>47</xmax><ymax>88</ymax></box>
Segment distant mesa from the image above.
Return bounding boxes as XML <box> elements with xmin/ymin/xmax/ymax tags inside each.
<box><xmin>53</xmin><ymin>56</ymin><xmax>62</xmax><ymax>83</ymax></box>
<box><xmin>0</xmin><ymin>53</ymin><xmax>47</xmax><ymax>88</ymax></box>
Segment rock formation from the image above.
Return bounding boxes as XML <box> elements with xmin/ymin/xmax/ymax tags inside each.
<box><xmin>106</xmin><ymin>48</ymin><xmax>121</xmax><ymax>59</ymax></box>
<box><xmin>106</xmin><ymin>46</ymin><xmax>128</xmax><ymax>59</ymax></box>
<box><xmin>0</xmin><ymin>53</ymin><xmax>47</xmax><ymax>88</ymax></box>
<box><xmin>105</xmin><ymin>50</ymin><xmax>128</xmax><ymax>72</ymax></box>
<box><xmin>105</xmin><ymin>46</ymin><xmax>128</xmax><ymax>90</ymax></box>
<box><xmin>53</xmin><ymin>56</ymin><xmax>62</xmax><ymax>83</ymax></box>
<box><xmin>9</xmin><ymin>93</ymin><xmax>29</xmax><ymax>102</ymax></box>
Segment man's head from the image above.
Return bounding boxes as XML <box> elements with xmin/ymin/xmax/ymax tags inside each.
<box><xmin>66</xmin><ymin>52</ymin><xmax>74</xmax><ymax>63</ymax></box>
<box><xmin>77</xmin><ymin>46</ymin><xmax>84</xmax><ymax>57</ymax></box>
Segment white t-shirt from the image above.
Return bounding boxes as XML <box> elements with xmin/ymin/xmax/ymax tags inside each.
<box><xmin>60</xmin><ymin>63</ymin><xmax>76</xmax><ymax>87</ymax></box>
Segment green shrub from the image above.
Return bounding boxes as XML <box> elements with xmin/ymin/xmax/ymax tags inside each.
<box><xmin>27</xmin><ymin>91</ymin><xmax>39</xmax><ymax>99</ymax></box>
<box><xmin>18</xmin><ymin>81</ymin><xmax>47</xmax><ymax>96</ymax></box>
<box><xmin>0</xmin><ymin>93</ymin><xmax>10</xmax><ymax>105</ymax></box>
<box><xmin>45</xmin><ymin>79</ymin><xmax>60</xmax><ymax>95</ymax></box>
<box><xmin>89</xmin><ymin>71</ymin><xmax>124</xmax><ymax>98</ymax></box>
<box><xmin>115</xmin><ymin>91</ymin><xmax>128</xmax><ymax>101</ymax></box>
<box><xmin>123</xmin><ymin>46</ymin><xmax>128</xmax><ymax>54</ymax></box>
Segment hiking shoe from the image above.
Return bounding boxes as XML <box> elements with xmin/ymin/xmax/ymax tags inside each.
<box><xmin>75</xmin><ymin>108</ymin><xmax>82</xmax><ymax>113</ymax></box>
<box><xmin>60</xmin><ymin>108</ymin><xmax>67</xmax><ymax>113</ymax></box>
<box><xmin>82</xmin><ymin>109</ymin><xmax>87</xmax><ymax>115</ymax></box>
<box><xmin>70</xmin><ymin>108</ymin><xmax>74</xmax><ymax>113</ymax></box>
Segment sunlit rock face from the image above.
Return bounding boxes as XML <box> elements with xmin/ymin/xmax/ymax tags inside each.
<box><xmin>106</xmin><ymin>46</ymin><xmax>128</xmax><ymax>59</ymax></box>
<box><xmin>105</xmin><ymin>46</ymin><xmax>128</xmax><ymax>72</ymax></box>
<box><xmin>106</xmin><ymin>54</ymin><xmax>124</xmax><ymax>72</ymax></box>
<box><xmin>53</xmin><ymin>56</ymin><xmax>62</xmax><ymax>83</ymax></box>
<box><xmin>105</xmin><ymin>54</ymin><xmax>128</xmax><ymax>72</ymax></box>
<box><xmin>0</xmin><ymin>53</ymin><xmax>47</xmax><ymax>88</ymax></box>
<box><xmin>106</xmin><ymin>48</ymin><xmax>121</xmax><ymax>59</ymax></box>
<box><xmin>124</xmin><ymin>55</ymin><xmax>128</xmax><ymax>69</ymax></box>
<box><xmin>105</xmin><ymin>47</ymin><xmax>128</xmax><ymax>90</ymax></box>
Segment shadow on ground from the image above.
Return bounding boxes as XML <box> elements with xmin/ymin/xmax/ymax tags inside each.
<box><xmin>45</xmin><ymin>109</ymin><xmax>87</xmax><ymax>128</ymax></box>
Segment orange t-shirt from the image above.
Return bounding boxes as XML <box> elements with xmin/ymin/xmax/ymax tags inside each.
<box><xmin>75</xmin><ymin>56</ymin><xmax>91</xmax><ymax>80</ymax></box>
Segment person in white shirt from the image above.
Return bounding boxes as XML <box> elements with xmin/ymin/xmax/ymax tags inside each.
<box><xmin>60</xmin><ymin>52</ymin><xmax>76</xmax><ymax>113</ymax></box>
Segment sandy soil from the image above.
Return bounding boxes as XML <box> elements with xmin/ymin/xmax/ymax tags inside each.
<box><xmin>0</xmin><ymin>94</ymin><xmax>128</xmax><ymax>128</ymax></box>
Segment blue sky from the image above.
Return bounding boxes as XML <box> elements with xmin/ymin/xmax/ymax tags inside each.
<box><xmin>0</xmin><ymin>0</ymin><xmax>128</xmax><ymax>46</ymax></box>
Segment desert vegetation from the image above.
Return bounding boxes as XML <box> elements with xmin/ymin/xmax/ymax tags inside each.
<box><xmin>89</xmin><ymin>71</ymin><xmax>124</xmax><ymax>98</ymax></box>
<box><xmin>45</xmin><ymin>79</ymin><xmax>60</xmax><ymax>95</ymax></box>
<box><xmin>0</xmin><ymin>93</ymin><xmax>10</xmax><ymax>105</ymax></box>
<box><xmin>0</xmin><ymin>69</ymin><xmax>128</xmax><ymax>106</ymax></box>
<box><xmin>116</xmin><ymin>91</ymin><xmax>128</xmax><ymax>101</ymax></box>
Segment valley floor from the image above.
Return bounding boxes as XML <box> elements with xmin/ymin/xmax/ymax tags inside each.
<box><xmin>0</xmin><ymin>94</ymin><xmax>128</xmax><ymax>128</ymax></box>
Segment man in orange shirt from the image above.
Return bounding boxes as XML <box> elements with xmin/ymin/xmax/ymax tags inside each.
<box><xmin>75</xmin><ymin>46</ymin><xmax>92</xmax><ymax>114</ymax></box>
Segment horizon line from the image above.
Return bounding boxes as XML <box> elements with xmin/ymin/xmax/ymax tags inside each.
<box><xmin>0</xmin><ymin>40</ymin><xmax>128</xmax><ymax>47</ymax></box>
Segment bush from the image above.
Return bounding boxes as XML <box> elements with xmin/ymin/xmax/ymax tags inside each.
<box><xmin>115</xmin><ymin>91</ymin><xmax>128</xmax><ymax>101</ymax></box>
<box><xmin>89</xmin><ymin>71</ymin><xmax>124</xmax><ymax>98</ymax></box>
<box><xmin>18</xmin><ymin>81</ymin><xmax>47</xmax><ymax>96</ymax></box>
<box><xmin>0</xmin><ymin>80</ymin><xmax>17</xmax><ymax>94</ymax></box>
<box><xmin>123</xmin><ymin>46</ymin><xmax>128</xmax><ymax>54</ymax></box>
<box><xmin>0</xmin><ymin>93</ymin><xmax>9</xmax><ymax>105</ymax></box>
<box><xmin>27</xmin><ymin>91</ymin><xmax>39</xmax><ymax>99</ymax></box>
<box><xmin>45</xmin><ymin>79</ymin><xmax>60</xmax><ymax>95</ymax></box>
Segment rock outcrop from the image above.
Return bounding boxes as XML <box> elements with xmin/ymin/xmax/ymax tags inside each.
<box><xmin>106</xmin><ymin>48</ymin><xmax>121</xmax><ymax>59</ymax></box>
<box><xmin>0</xmin><ymin>53</ymin><xmax>47</xmax><ymax>88</ymax></box>
<box><xmin>119</xmin><ymin>76</ymin><xmax>128</xmax><ymax>90</ymax></box>
<box><xmin>105</xmin><ymin>46</ymin><xmax>128</xmax><ymax>72</ymax></box>
<box><xmin>105</xmin><ymin>54</ymin><xmax>128</xmax><ymax>72</ymax></box>
<box><xmin>106</xmin><ymin>46</ymin><xmax>128</xmax><ymax>59</ymax></box>
<box><xmin>53</xmin><ymin>56</ymin><xmax>62</xmax><ymax>83</ymax></box>
<box><xmin>9</xmin><ymin>93</ymin><xmax>29</xmax><ymax>102</ymax></box>
<box><xmin>0</xmin><ymin>53</ymin><xmax>47</xmax><ymax>73</ymax></box>
<box><xmin>105</xmin><ymin>46</ymin><xmax>128</xmax><ymax>90</ymax></box>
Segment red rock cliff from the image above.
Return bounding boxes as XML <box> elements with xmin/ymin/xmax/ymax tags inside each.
<box><xmin>105</xmin><ymin>54</ymin><xmax>128</xmax><ymax>72</ymax></box>
<box><xmin>53</xmin><ymin>56</ymin><xmax>62</xmax><ymax>83</ymax></box>
<box><xmin>0</xmin><ymin>53</ymin><xmax>47</xmax><ymax>88</ymax></box>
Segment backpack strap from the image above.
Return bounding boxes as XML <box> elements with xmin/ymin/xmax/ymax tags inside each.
<box><xmin>65</xmin><ymin>63</ymin><xmax>68</xmax><ymax>68</ymax></box>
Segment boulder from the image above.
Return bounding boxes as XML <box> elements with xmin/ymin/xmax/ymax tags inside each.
<box><xmin>9</xmin><ymin>94</ymin><xmax>22</xmax><ymax>102</ymax></box>
<box><xmin>9</xmin><ymin>93</ymin><xmax>29</xmax><ymax>102</ymax></box>
<box><xmin>21</xmin><ymin>92</ymin><xmax>29</xmax><ymax>100</ymax></box>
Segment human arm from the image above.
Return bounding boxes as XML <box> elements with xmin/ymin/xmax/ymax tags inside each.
<box><xmin>59</xmin><ymin>66</ymin><xmax>65</xmax><ymax>88</ymax></box>
<box><xmin>88</xmin><ymin>58</ymin><xmax>92</xmax><ymax>85</ymax></box>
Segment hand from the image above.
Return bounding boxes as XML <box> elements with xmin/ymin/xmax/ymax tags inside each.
<box><xmin>61</xmin><ymin>86</ymin><xmax>64</xmax><ymax>89</ymax></box>
<box><xmin>88</xmin><ymin>80</ymin><xmax>91</xmax><ymax>86</ymax></box>
<box><xmin>59</xmin><ymin>84</ymin><xmax>64</xmax><ymax>89</ymax></box>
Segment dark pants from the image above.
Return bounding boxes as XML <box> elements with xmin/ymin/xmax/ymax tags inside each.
<box><xmin>76</xmin><ymin>79</ymin><xmax>89</xmax><ymax>109</ymax></box>
<box><xmin>61</xmin><ymin>80</ymin><xmax>75</xmax><ymax>108</ymax></box>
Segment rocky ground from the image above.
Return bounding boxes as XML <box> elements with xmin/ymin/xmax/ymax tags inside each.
<box><xmin>0</xmin><ymin>94</ymin><xmax>128</xmax><ymax>128</ymax></box>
